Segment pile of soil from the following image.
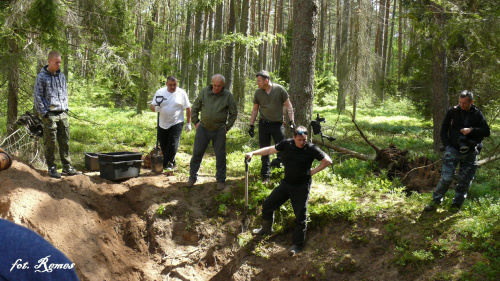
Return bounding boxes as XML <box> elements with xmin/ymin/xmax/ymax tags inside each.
<box><xmin>0</xmin><ymin>157</ymin><xmax>470</xmax><ymax>280</ymax></box>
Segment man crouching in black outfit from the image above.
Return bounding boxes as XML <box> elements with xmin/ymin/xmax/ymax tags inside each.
<box><xmin>245</xmin><ymin>126</ymin><xmax>332</xmax><ymax>256</ymax></box>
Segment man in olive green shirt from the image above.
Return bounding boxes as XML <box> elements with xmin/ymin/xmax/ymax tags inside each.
<box><xmin>249</xmin><ymin>70</ymin><xmax>295</xmax><ymax>183</ymax></box>
<box><xmin>187</xmin><ymin>74</ymin><xmax>238</xmax><ymax>190</ymax></box>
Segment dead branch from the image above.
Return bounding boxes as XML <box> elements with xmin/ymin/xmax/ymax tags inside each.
<box><xmin>312</xmin><ymin>139</ymin><xmax>375</xmax><ymax>161</ymax></box>
<box><xmin>350</xmin><ymin>117</ymin><xmax>381</xmax><ymax>153</ymax></box>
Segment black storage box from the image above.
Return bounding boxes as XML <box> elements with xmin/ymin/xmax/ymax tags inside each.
<box><xmin>84</xmin><ymin>153</ymin><xmax>100</xmax><ymax>171</ymax></box>
<box><xmin>97</xmin><ymin>152</ymin><xmax>143</xmax><ymax>163</ymax></box>
<box><xmin>99</xmin><ymin>160</ymin><xmax>143</xmax><ymax>180</ymax></box>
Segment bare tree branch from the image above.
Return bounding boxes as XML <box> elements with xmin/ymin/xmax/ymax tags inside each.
<box><xmin>312</xmin><ymin>139</ymin><xmax>375</xmax><ymax>161</ymax></box>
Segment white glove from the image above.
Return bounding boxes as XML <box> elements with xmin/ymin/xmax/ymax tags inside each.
<box><xmin>186</xmin><ymin>123</ymin><xmax>192</xmax><ymax>133</ymax></box>
<box><xmin>155</xmin><ymin>106</ymin><xmax>161</xmax><ymax>112</ymax></box>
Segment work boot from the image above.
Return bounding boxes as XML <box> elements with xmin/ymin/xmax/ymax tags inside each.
<box><xmin>423</xmin><ymin>201</ymin><xmax>440</xmax><ymax>212</ymax></box>
<box><xmin>252</xmin><ymin>219</ymin><xmax>273</xmax><ymax>235</ymax></box>
<box><xmin>62</xmin><ymin>167</ymin><xmax>81</xmax><ymax>176</ymax></box>
<box><xmin>48</xmin><ymin>166</ymin><xmax>61</xmax><ymax>179</ymax></box>
<box><xmin>186</xmin><ymin>179</ymin><xmax>196</xmax><ymax>188</ymax></box>
<box><xmin>450</xmin><ymin>203</ymin><xmax>462</xmax><ymax>212</ymax></box>
<box><xmin>217</xmin><ymin>182</ymin><xmax>225</xmax><ymax>190</ymax></box>
<box><xmin>289</xmin><ymin>244</ymin><xmax>303</xmax><ymax>256</ymax></box>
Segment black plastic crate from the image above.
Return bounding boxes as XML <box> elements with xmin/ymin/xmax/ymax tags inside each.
<box><xmin>97</xmin><ymin>152</ymin><xmax>143</xmax><ymax>162</ymax></box>
<box><xmin>99</xmin><ymin>160</ymin><xmax>143</xmax><ymax>181</ymax></box>
<box><xmin>84</xmin><ymin>153</ymin><xmax>100</xmax><ymax>171</ymax></box>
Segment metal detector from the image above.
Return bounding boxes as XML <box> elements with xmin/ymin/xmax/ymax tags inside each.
<box><xmin>151</xmin><ymin>96</ymin><xmax>165</xmax><ymax>174</ymax></box>
<box><xmin>310</xmin><ymin>113</ymin><xmax>336</xmax><ymax>173</ymax></box>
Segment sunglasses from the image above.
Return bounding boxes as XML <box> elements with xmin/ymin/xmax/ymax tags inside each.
<box><xmin>295</xmin><ymin>130</ymin><xmax>308</xmax><ymax>136</ymax></box>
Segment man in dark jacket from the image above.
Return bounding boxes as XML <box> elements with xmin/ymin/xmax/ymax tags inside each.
<box><xmin>34</xmin><ymin>51</ymin><xmax>79</xmax><ymax>178</ymax></box>
<box><xmin>424</xmin><ymin>90</ymin><xmax>490</xmax><ymax>211</ymax></box>
<box><xmin>246</xmin><ymin>126</ymin><xmax>332</xmax><ymax>255</ymax></box>
<box><xmin>187</xmin><ymin>74</ymin><xmax>238</xmax><ymax>190</ymax></box>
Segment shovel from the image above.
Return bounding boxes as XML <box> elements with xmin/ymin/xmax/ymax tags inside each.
<box><xmin>242</xmin><ymin>156</ymin><xmax>250</xmax><ymax>232</ymax></box>
<box><xmin>151</xmin><ymin>96</ymin><xmax>164</xmax><ymax>174</ymax></box>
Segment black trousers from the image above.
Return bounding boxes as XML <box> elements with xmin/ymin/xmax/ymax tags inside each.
<box><xmin>258</xmin><ymin>119</ymin><xmax>284</xmax><ymax>177</ymax></box>
<box><xmin>157</xmin><ymin>122</ymin><xmax>183</xmax><ymax>168</ymax></box>
<box><xmin>261</xmin><ymin>179</ymin><xmax>312</xmax><ymax>245</ymax></box>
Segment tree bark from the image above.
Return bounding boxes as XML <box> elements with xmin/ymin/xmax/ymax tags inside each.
<box><xmin>336</xmin><ymin>0</ymin><xmax>350</xmax><ymax>111</ymax></box>
<box><xmin>333</xmin><ymin>0</ymin><xmax>341</xmax><ymax>76</ymax></box>
<box><xmin>224</xmin><ymin>0</ymin><xmax>236</xmax><ymax>91</ymax></box>
<box><xmin>214</xmin><ymin>2</ymin><xmax>224</xmax><ymax>74</ymax></box>
<box><xmin>234</xmin><ymin>0</ymin><xmax>250</xmax><ymax>112</ymax></box>
<box><xmin>181</xmin><ymin>8</ymin><xmax>192</xmax><ymax>92</ymax></box>
<box><xmin>207</xmin><ymin>10</ymin><xmax>214</xmax><ymax>86</ymax></box>
<box><xmin>312</xmin><ymin>139</ymin><xmax>375</xmax><ymax>161</ymax></box>
<box><xmin>316</xmin><ymin>0</ymin><xmax>325</xmax><ymax>72</ymax></box>
<box><xmin>397</xmin><ymin>0</ymin><xmax>402</xmax><ymax>82</ymax></box>
<box><xmin>289</xmin><ymin>0</ymin><xmax>318</xmax><ymax>129</ymax></box>
<box><xmin>431</xmin><ymin>3</ymin><xmax>449</xmax><ymax>151</ymax></box>
<box><xmin>137</xmin><ymin>1</ymin><xmax>157</xmax><ymax>114</ymax></box>
<box><xmin>386</xmin><ymin>0</ymin><xmax>396</xmax><ymax>77</ymax></box>
<box><xmin>7</xmin><ymin>34</ymin><xmax>19</xmax><ymax>136</ymax></box>
<box><xmin>189</xmin><ymin>7</ymin><xmax>204</xmax><ymax>100</ymax></box>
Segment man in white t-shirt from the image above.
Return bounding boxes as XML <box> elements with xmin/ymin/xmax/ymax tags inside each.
<box><xmin>150</xmin><ymin>75</ymin><xmax>191</xmax><ymax>171</ymax></box>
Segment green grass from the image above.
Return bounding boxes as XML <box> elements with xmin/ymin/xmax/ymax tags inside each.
<box><xmin>2</xmin><ymin>83</ymin><xmax>500</xmax><ymax>279</ymax></box>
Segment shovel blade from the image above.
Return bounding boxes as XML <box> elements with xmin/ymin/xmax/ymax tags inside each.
<box><xmin>241</xmin><ymin>215</ymin><xmax>248</xmax><ymax>232</ymax></box>
<box><xmin>151</xmin><ymin>155</ymin><xmax>163</xmax><ymax>174</ymax></box>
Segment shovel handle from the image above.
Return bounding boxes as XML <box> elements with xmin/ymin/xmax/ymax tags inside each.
<box><xmin>155</xmin><ymin>95</ymin><xmax>165</xmax><ymax>104</ymax></box>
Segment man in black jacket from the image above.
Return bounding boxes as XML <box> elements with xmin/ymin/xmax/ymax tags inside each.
<box><xmin>424</xmin><ymin>90</ymin><xmax>490</xmax><ymax>211</ymax></box>
<box><xmin>245</xmin><ymin>126</ymin><xmax>332</xmax><ymax>255</ymax></box>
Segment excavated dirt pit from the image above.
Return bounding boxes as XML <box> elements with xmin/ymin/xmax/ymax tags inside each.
<box><xmin>1</xmin><ymin>157</ymin><xmax>473</xmax><ymax>280</ymax></box>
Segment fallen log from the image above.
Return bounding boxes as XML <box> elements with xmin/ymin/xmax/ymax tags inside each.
<box><xmin>478</xmin><ymin>153</ymin><xmax>500</xmax><ymax>166</ymax></box>
<box><xmin>312</xmin><ymin>138</ymin><xmax>375</xmax><ymax>161</ymax></box>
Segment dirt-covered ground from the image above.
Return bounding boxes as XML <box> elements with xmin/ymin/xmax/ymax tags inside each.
<box><xmin>0</xmin><ymin>155</ymin><xmax>480</xmax><ymax>281</ymax></box>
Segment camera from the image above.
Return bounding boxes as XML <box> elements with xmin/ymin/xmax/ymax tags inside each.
<box><xmin>459</xmin><ymin>135</ymin><xmax>469</xmax><ymax>153</ymax></box>
<box><xmin>458</xmin><ymin>134</ymin><xmax>478</xmax><ymax>154</ymax></box>
<box><xmin>311</xmin><ymin>113</ymin><xmax>325</xmax><ymax>135</ymax></box>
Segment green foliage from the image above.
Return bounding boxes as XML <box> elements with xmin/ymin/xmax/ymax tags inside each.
<box><xmin>314</xmin><ymin>72</ymin><xmax>339</xmax><ymax>107</ymax></box>
<box><xmin>27</xmin><ymin>0</ymin><xmax>63</xmax><ymax>45</ymax></box>
<box><xmin>277</xmin><ymin>23</ymin><xmax>292</xmax><ymax>85</ymax></box>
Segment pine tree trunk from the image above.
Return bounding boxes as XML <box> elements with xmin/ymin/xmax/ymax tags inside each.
<box><xmin>224</xmin><ymin>0</ymin><xmax>236</xmax><ymax>90</ymax></box>
<box><xmin>207</xmin><ymin>10</ymin><xmax>214</xmax><ymax>86</ymax></box>
<box><xmin>431</xmin><ymin>4</ymin><xmax>449</xmax><ymax>151</ymax></box>
<box><xmin>316</xmin><ymin>0</ymin><xmax>325</xmax><ymax>72</ymax></box>
<box><xmin>275</xmin><ymin>0</ymin><xmax>284</xmax><ymax>72</ymax></box>
<box><xmin>137</xmin><ymin>1</ymin><xmax>157</xmax><ymax>114</ymax></box>
<box><xmin>200</xmin><ymin>11</ymin><xmax>208</xmax><ymax>89</ymax></box>
<box><xmin>333</xmin><ymin>0</ymin><xmax>341</xmax><ymax>76</ymax></box>
<box><xmin>398</xmin><ymin>0</ymin><xmax>402</xmax><ymax>82</ymax></box>
<box><xmin>381</xmin><ymin>0</ymin><xmax>391</xmax><ymax>83</ymax></box>
<box><xmin>336</xmin><ymin>0</ymin><xmax>350</xmax><ymax>111</ymax></box>
<box><xmin>181</xmin><ymin>8</ymin><xmax>192</xmax><ymax>92</ymax></box>
<box><xmin>234</xmin><ymin>0</ymin><xmax>250</xmax><ymax>112</ymax></box>
<box><xmin>214</xmin><ymin>2</ymin><xmax>224</xmax><ymax>74</ymax></box>
<box><xmin>289</xmin><ymin>0</ymin><xmax>318</xmax><ymax>129</ymax></box>
<box><xmin>7</xmin><ymin>35</ymin><xmax>19</xmax><ymax>135</ymax></box>
<box><xmin>386</xmin><ymin>0</ymin><xmax>396</xmax><ymax>77</ymax></box>
<box><xmin>189</xmin><ymin>8</ymin><xmax>204</xmax><ymax>100</ymax></box>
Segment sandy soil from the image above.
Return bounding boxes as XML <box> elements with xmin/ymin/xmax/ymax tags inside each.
<box><xmin>0</xmin><ymin>157</ymin><xmax>478</xmax><ymax>281</ymax></box>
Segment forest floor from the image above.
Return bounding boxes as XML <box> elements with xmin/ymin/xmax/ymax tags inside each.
<box><xmin>1</xmin><ymin>151</ymin><xmax>488</xmax><ymax>281</ymax></box>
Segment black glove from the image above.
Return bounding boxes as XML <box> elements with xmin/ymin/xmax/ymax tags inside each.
<box><xmin>289</xmin><ymin>120</ymin><xmax>296</xmax><ymax>131</ymax></box>
<box><xmin>248</xmin><ymin>125</ymin><xmax>255</xmax><ymax>138</ymax></box>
